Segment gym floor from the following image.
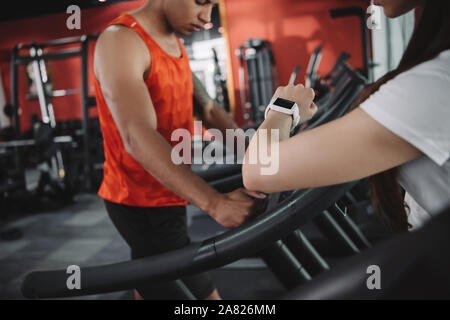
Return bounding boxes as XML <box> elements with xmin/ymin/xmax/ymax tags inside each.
<box><xmin>0</xmin><ymin>194</ymin><xmax>284</xmax><ymax>300</ymax></box>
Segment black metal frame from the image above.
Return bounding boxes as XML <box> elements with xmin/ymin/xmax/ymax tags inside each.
<box><xmin>21</xmin><ymin>182</ymin><xmax>357</xmax><ymax>299</ymax></box>
<box><xmin>330</xmin><ymin>7</ymin><xmax>372</xmax><ymax>82</ymax></box>
<box><xmin>237</xmin><ymin>39</ymin><xmax>278</xmax><ymax>125</ymax></box>
<box><xmin>9</xmin><ymin>34</ymin><xmax>99</xmax><ymax>190</ymax></box>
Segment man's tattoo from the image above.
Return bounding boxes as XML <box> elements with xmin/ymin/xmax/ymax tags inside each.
<box><xmin>192</xmin><ymin>73</ymin><xmax>212</xmax><ymax>117</ymax></box>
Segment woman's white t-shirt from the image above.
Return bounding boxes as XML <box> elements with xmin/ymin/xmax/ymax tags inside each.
<box><xmin>360</xmin><ymin>49</ymin><xmax>450</xmax><ymax>230</ymax></box>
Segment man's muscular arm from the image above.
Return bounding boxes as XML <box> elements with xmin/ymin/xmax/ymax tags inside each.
<box><xmin>193</xmin><ymin>73</ymin><xmax>239</xmax><ymax>132</ymax></box>
<box><xmin>192</xmin><ymin>73</ymin><xmax>250</xmax><ymax>150</ymax></box>
<box><xmin>94</xmin><ymin>26</ymin><xmax>262</xmax><ymax>228</ymax></box>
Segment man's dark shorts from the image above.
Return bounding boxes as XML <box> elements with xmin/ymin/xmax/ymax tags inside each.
<box><xmin>104</xmin><ymin>200</ymin><xmax>215</xmax><ymax>300</ymax></box>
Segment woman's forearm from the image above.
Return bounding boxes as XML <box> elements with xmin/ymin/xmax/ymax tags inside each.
<box><xmin>257</xmin><ymin>110</ymin><xmax>293</xmax><ymax>141</ymax></box>
<box><xmin>243</xmin><ymin>84</ymin><xmax>317</xmax><ymax>190</ymax></box>
<box><xmin>243</xmin><ymin>110</ymin><xmax>292</xmax><ymax>177</ymax></box>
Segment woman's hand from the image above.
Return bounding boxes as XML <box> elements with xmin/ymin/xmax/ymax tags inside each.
<box><xmin>269</xmin><ymin>84</ymin><xmax>318</xmax><ymax>123</ymax></box>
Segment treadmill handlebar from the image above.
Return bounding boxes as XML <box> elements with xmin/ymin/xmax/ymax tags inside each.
<box><xmin>22</xmin><ymin>182</ymin><xmax>356</xmax><ymax>299</ymax></box>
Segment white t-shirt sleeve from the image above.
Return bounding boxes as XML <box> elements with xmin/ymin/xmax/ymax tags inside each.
<box><xmin>360</xmin><ymin>51</ymin><xmax>450</xmax><ymax>166</ymax></box>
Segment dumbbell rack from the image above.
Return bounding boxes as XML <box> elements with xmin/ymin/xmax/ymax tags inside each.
<box><xmin>8</xmin><ymin>34</ymin><xmax>99</xmax><ymax>191</ymax></box>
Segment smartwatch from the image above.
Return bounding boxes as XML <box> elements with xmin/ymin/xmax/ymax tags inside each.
<box><xmin>264</xmin><ymin>97</ymin><xmax>300</xmax><ymax>131</ymax></box>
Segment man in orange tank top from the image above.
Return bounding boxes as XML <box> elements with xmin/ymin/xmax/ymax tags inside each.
<box><xmin>93</xmin><ymin>0</ymin><xmax>265</xmax><ymax>300</ymax></box>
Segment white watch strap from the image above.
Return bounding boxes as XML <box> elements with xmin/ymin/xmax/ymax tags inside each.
<box><xmin>265</xmin><ymin>103</ymin><xmax>301</xmax><ymax>131</ymax></box>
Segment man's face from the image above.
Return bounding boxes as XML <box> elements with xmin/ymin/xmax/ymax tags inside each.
<box><xmin>163</xmin><ymin>0</ymin><xmax>218</xmax><ymax>35</ymax></box>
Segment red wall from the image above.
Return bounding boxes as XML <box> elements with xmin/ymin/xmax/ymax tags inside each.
<box><xmin>0</xmin><ymin>0</ymin><xmax>370</xmax><ymax>131</ymax></box>
<box><xmin>0</xmin><ymin>1</ymin><xmax>146</xmax><ymax>132</ymax></box>
<box><xmin>223</xmin><ymin>0</ymin><xmax>370</xmax><ymax>125</ymax></box>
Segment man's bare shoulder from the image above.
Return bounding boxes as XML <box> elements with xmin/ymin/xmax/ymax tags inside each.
<box><xmin>97</xmin><ymin>25</ymin><xmax>147</xmax><ymax>55</ymax></box>
<box><xmin>94</xmin><ymin>25</ymin><xmax>150</xmax><ymax>79</ymax></box>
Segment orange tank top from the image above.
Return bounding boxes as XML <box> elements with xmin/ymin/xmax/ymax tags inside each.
<box><xmin>94</xmin><ymin>14</ymin><xmax>193</xmax><ymax>207</ymax></box>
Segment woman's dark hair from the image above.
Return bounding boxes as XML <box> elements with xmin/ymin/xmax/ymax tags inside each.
<box><xmin>355</xmin><ymin>0</ymin><xmax>450</xmax><ymax>232</ymax></box>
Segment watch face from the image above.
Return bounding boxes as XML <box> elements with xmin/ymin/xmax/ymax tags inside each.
<box><xmin>273</xmin><ymin>97</ymin><xmax>295</xmax><ymax>109</ymax></box>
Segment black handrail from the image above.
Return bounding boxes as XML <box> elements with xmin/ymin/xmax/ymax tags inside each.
<box><xmin>22</xmin><ymin>182</ymin><xmax>357</xmax><ymax>299</ymax></box>
<box><xmin>283</xmin><ymin>206</ymin><xmax>450</xmax><ymax>299</ymax></box>
<box><xmin>330</xmin><ymin>7</ymin><xmax>371</xmax><ymax>81</ymax></box>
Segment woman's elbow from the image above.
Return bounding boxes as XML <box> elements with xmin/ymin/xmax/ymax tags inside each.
<box><xmin>242</xmin><ymin>164</ymin><xmax>267</xmax><ymax>192</ymax></box>
<box><xmin>242</xmin><ymin>163</ymin><xmax>255</xmax><ymax>189</ymax></box>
